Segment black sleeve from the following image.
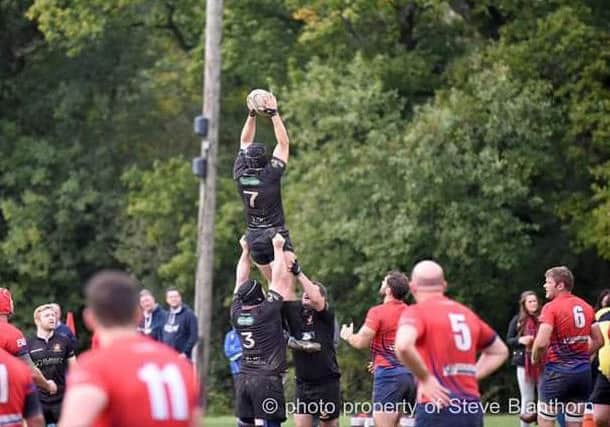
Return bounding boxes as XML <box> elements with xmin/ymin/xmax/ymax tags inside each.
<box><xmin>506</xmin><ymin>315</ymin><xmax>521</xmax><ymax>349</ymax></box>
<box><xmin>230</xmin><ymin>297</ymin><xmax>242</xmax><ymax>327</ymax></box>
<box><xmin>64</xmin><ymin>336</ymin><xmax>75</xmax><ymax>358</ymax></box>
<box><xmin>183</xmin><ymin>311</ymin><xmax>198</xmax><ymax>356</ymax></box>
<box><xmin>316</xmin><ymin>304</ymin><xmax>335</xmax><ymax>324</ymax></box>
<box><xmin>267</xmin><ymin>157</ymin><xmax>286</xmax><ymax>180</ymax></box>
<box><xmin>23</xmin><ymin>387</ymin><xmax>42</xmax><ymax>419</ymax></box>
<box><xmin>233</xmin><ymin>151</ymin><xmax>246</xmax><ymax>180</ymax></box>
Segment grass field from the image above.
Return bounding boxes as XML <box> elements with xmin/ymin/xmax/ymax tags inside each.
<box><xmin>203</xmin><ymin>414</ymin><xmax>529</xmax><ymax>426</ymax></box>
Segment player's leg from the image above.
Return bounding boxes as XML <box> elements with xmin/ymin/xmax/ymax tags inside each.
<box><xmin>591</xmin><ymin>373</ymin><xmax>610</xmax><ymax>427</ymax></box>
<box><xmin>517</xmin><ymin>366</ymin><xmax>536</xmax><ymax>426</ymax></box>
<box><xmin>564</xmin><ymin>365</ymin><xmax>593</xmax><ymax>427</ymax></box>
<box><xmin>372</xmin><ymin>368</ymin><xmax>402</xmax><ymax>427</ymax></box>
<box><xmin>237</xmin><ymin>374</ymin><xmax>257</xmax><ymax>427</ymax></box>
<box><xmin>318</xmin><ymin>379</ymin><xmax>341</xmax><ymax>427</ymax></box>
<box><xmin>252</xmin><ymin>376</ymin><xmax>286</xmax><ymax>427</ymax></box>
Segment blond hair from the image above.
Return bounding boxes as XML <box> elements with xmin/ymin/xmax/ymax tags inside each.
<box><xmin>33</xmin><ymin>304</ymin><xmax>56</xmax><ymax>323</ymax></box>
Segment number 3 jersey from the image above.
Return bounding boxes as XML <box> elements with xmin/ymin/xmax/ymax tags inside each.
<box><xmin>230</xmin><ymin>290</ymin><xmax>287</xmax><ymax>377</ymax></box>
<box><xmin>65</xmin><ymin>335</ymin><xmax>199</xmax><ymax>427</ymax></box>
<box><xmin>233</xmin><ymin>150</ymin><xmax>286</xmax><ymax>229</ymax></box>
<box><xmin>399</xmin><ymin>296</ymin><xmax>497</xmax><ymax>403</ymax></box>
<box><xmin>538</xmin><ymin>293</ymin><xmax>595</xmax><ymax>372</ymax></box>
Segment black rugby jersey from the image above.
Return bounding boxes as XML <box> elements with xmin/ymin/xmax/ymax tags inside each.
<box><xmin>230</xmin><ymin>290</ymin><xmax>287</xmax><ymax>376</ymax></box>
<box><xmin>233</xmin><ymin>151</ymin><xmax>286</xmax><ymax>229</ymax></box>
<box><xmin>27</xmin><ymin>332</ymin><xmax>74</xmax><ymax>403</ymax></box>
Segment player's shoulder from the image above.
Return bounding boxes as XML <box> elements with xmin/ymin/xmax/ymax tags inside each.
<box><xmin>0</xmin><ymin>321</ymin><xmax>24</xmax><ymax>336</ymax></box>
<box><xmin>0</xmin><ymin>348</ymin><xmax>29</xmax><ymax>376</ymax></box>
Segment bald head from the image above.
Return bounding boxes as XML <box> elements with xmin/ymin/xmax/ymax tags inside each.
<box><xmin>411</xmin><ymin>260</ymin><xmax>445</xmax><ymax>289</ymax></box>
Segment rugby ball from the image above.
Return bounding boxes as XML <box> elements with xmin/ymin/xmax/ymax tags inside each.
<box><xmin>246</xmin><ymin>89</ymin><xmax>272</xmax><ymax>114</ymax></box>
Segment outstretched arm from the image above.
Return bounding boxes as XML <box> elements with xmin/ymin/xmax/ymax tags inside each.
<box><xmin>291</xmin><ymin>261</ymin><xmax>325</xmax><ymax>311</ymax></box>
<box><xmin>234</xmin><ymin>236</ymin><xmax>251</xmax><ymax>294</ymax></box>
<box><xmin>270</xmin><ymin>234</ymin><xmax>295</xmax><ymax>300</ymax></box>
<box><xmin>240</xmin><ymin>114</ymin><xmax>256</xmax><ymax>148</ymax></box>
<box><xmin>266</xmin><ymin>95</ymin><xmax>289</xmax><ymax>163</ymax></box>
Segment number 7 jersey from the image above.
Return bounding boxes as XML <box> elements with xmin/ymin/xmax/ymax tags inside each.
<box><xmin>399</xmin><ymin>295</ymin><xmax>497</xmax><ymax>402</ymax></box>
<box><xmin>65</xmin><ymin>335</ymin><xmax>199</xmax><ymax>427</ymax></box>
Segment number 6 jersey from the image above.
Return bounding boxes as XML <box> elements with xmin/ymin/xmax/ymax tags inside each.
<box><xmin>65</xmin><ymin>335</ymin><xmax>199</xmax><ymax>427</ymax></box>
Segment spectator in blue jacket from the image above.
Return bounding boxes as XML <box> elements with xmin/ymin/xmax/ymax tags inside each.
<box><xmin>223</xmin><ymin>328</ymin><xmax>242</xmax><ymax>379</ymax></box>
<box><xmin>50</xmin><ymin>303</ymin><xmax>78</xmax><ymax>350</ymax></box>
<box><xmin>137</xmin><ymin>289</ymin><xmax>167</xmax><ymax>342</ymax></box>
<box><xmin>162</xmin><ymin>288</ymin><xmax>198</xmax><ymax>359</ymax></box>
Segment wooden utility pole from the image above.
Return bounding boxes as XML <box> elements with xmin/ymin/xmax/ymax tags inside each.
<box><xmin>194</xmin><ymin>0</ymin><xmax>223</xmax><ymax>407</ymax></box>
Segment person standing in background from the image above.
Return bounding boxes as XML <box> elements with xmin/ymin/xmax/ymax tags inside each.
<box><xmin>49</xmin><ymin>303</ymin><xmax>77</xmax><ymax>350</ymax></box>
<box><xmin>162</xmin><ymin>288</ymin><xmax>198</xmax><ymax>359</ymax></box>
<box><xmin>137</xmin><ymin>289</ymin><xmax>167</xmax><ymax>342</ymax></box>
<box><xmin>27</xmin><ymin>304</ymin><xmax>76</xmax><ymax>427</ymax></box>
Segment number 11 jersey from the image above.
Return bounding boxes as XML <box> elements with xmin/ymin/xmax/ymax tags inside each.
<box><xmin>66</xmin><ymin>335</ymin><xmax>199</xmax><ymax>427</ymax></box>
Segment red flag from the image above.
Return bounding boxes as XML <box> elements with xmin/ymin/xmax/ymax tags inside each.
<box><xmin>66</xmin><ymin>311</ymin><xmax>76</xmax><ymax>336</ymax></box>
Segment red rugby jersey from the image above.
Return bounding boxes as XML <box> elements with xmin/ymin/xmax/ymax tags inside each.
<box><xmin>0</xmin><ymin>348</ymin><xmax>39</xmax><ymax>427</ymax></box>
<box><xmin>0</xmin><ymin>322</ymin><xmax>28</xmax><ymax>357</ymax></box>
<box><xmin>399</xmin><ymin>295</ymin><xmax>497</xmax><ymax>402</ymax></box>
<box><xmin>66</xmin><ymin>334</ymin><xmax>199</xmax><ymax>427</ymax></box>
<box><xmin>364</xmin><ymin>300</ymin><xmax>408</xmax><ymax>369</ymax></box>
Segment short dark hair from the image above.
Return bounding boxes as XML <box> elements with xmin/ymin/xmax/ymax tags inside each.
<box><xmin>86</xmin><ymin>271</ymin><xmax>139</xmax><ymax>327</ymax></box>
<box><xmin>385</xmin><ymin>271</ymin><xmax>409</xmax><ymax>300</ymax></box>
<box><xmin>166</xmin><ymin>287</ymin><xmax>181</xmax><ymax>296</ymax></box>
<box><xmin>312</xmin><ymin>281</ymin><xmax>327</xmax><ymax>299</ymax></box>
<box><xmin>545</xmin><ymin>266</ymin><xmax>574</xmax><ymax>291</ymax></box>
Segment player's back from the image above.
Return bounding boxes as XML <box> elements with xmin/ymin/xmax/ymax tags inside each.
<box><xmin>234</xmin><ymin>152</ymin><xmax>286</xmax><ymax>229</ymax></box>
<box><xmin>401</xmin><ymin>296</ymin><xmax>497</xmax><ymax>401</ymax></box>
<box><xmin>0</xmin><ymin>321</ymin><xmax>28</xmax><ymax>357</ymax></box>
<box><xmin>0</xmin><ymin>347</ymin><xmax>36</xmax><ymax>427</ymax></box>
<box><xmin>67</xmin><ymin>335</ymin><xmax>199</xmax><ymax>427</ymax></box>
<box><xmin>366</xmin><ymin>301</ymin><xmax>408</xmax><ymax>368</ymax></box>
<box><xmin>541</xmin><ymin>293</ymin><xmax>594</xmax><ymax>369</ymax></box>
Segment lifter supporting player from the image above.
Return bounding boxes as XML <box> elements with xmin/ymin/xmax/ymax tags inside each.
<box><xmin>234</xmin><ymin>91</ymin><xmax>294</xmax><ymax>281</ymax></box>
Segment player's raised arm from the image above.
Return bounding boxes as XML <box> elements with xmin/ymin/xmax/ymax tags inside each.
<box><xmin>270</xmin><ymin>233</ymin><xmax>295</xmax><ymax>300</ymax></box>
<box><xmin>290</xmin><ymin>260</ymin><xmax>325</xmax><ymax>311</ymax></box>
<box><xmin>267</xmin><ymin>95</ymin><xmax>290</xmax><ymax>164</ymax></box>
<box><xmin>234</xmin><ymin>236</ymin><xmax>251</xmax><ymax>294</ymax></box>
<box><xmin>240</xmin><ymin>111</ymin><xmax>256</xmax><ymax>149</ymax></box>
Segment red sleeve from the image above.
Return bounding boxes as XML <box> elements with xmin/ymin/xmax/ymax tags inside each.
<box><xmin>398</xmin><ymin>306</ymin><xmax>424</xmax><ymax>337</ymax></box>
<box><xmin>476</xmin><ymin>316</ymin><xmax>498</xmax><ymax>351</ymax></box>
<box><xmin>8</xmin><ymin>331</ymin><xmax>28</xmax><ymax>357</ymax></box>
<box><xmin>539</xmin><ymin>302</ymin><xmax>555</xmax><ymax>326</ymax></box>
<box><xmin>364</xmin><ymin>307</ymin><xmax>380</xmax><ymax>332</ymax></box>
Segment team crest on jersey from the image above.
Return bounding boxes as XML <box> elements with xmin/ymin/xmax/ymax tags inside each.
<box><xmin>239</xmin><ymin>176</ymin><xmax>261</xmax><ymax>186</ymax></box>
<box><xmin>53</xmin><ymin>343</ymin><xmax>62</xmax><ymax>353</ymax></box>
<box><xmin>237</xmin><ymin>314</ymin><xmax>254</xmax><ymax>326</ymax></box>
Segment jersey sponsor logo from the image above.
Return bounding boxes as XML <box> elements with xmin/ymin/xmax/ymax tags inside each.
<box><xmin>561</xmin><ymin>335</ymin><xmax>589</xmax><ymax>345</ymax></box>
<box><xmin>443</xmin><ymin>363</ymin><xmax>477</xmax><ymax>377</ymax></box>
<box><xmin>239</xmin><ymin>176</ymin><xmax>261</xmax><ymax>186</ymax></box>
<box><xmin>16</xmin><ymin>338</ymin><xmax>26</xmax><ymax>348</ymax></box>
<box><xmin>237</xmin><ymin>314</ymin><xmax>254</xmax><ymax>326</ymax></box>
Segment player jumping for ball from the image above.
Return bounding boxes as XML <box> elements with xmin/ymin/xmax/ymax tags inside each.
<box><xmin>233</xmin><ymin>91</ymin><xmax>295</xmax><ymax>281</ymax></box>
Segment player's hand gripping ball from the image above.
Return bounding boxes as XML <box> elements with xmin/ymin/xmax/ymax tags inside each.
<box><xmin>246</xmin><ymin>89</ymin><xmax>276</xmax><ymax>117</ymax></box>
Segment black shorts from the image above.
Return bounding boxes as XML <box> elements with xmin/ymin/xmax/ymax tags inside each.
<box><xmin>590</xmin><ymin>371</ymin><xmax>610</xmax><ymax>404</ymax></box>
<box><xmin>42</xmin><ymin>401</ymin><xmax>62</xmax><ymax>423</ymax></box>
<box><xmin>539</xmin><ymin>366</ymin><xmax>592</xmax><ymax>403</ymax></box>
<box><xmin>236</xmin><ymin>374</ymin><xmax>286</xmax><ymax>421</ymax></box>
<box><xmin>246</xmin><ymin>227</ymin><xmax>294</xmax><ymax>265</ymax></box>
<box><xmin>295</xmin><ymin>379</ymin><xmax>341</xmax><ymax>420</ymax></box>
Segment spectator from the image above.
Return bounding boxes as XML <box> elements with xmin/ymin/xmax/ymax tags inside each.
<box><xmin>590</xmin><ymin>288</ymin><xmax>610</xmax><ymax>426</ymax></box>
<box><xmin>137</xmin><ymin>289</ymin><xmax>167</xmax><ymax>342</ymax></box>
<box><xmin>49</xmin><ymin>303</ymin><xmax>78</xmax><ymax>350</ymax></box>
<box><xmin>224</xmin><ymin>327</ymin><xmax>242</xmax><ymax>383</ymax></box>
<box><xmin>506</xmin><ymin>291</ymin><xmax>541</xmax><ymax>426</ymax></box>
<box><xmin>162</xmin><ymin>288</ymin><xmax>198</xmax><ymax>359</ymax></box>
